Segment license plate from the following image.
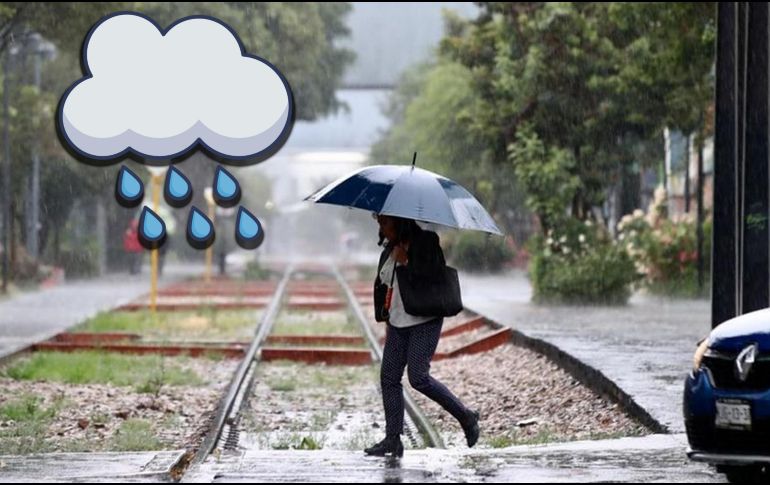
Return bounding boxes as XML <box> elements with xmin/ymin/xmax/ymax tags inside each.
<box><xmin>715</xmin><ymin>400</ymin><xmax>752</xmax><ymax>430</ymax></box>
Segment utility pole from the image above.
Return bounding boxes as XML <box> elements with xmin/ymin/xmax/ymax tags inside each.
<box><xmin>27</xmin><ymin>34</ymin><xmax>42</xmax><ymax>260</ymax></box>
<box><xmin>713</xmin><ymin>3</ymin><xmax>770</xmax><ymax>327</ymax></box>
<box><xmin>25</xmin><ymin>33</ymin><xmax>54</xmax><ymax>261</ymax></box>
<box><xmin>2</xmin><ymin>48</ymin><xmax>14</xmax><ymax>293</ymax></box>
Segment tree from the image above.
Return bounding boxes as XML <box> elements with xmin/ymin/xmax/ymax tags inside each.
<box><xmin>439</xmin><ymin>2</ymin><xmax>714</xmax><ymax>232</ymax></box>
<box><xmin>135</xmin><ymin>2</ymin><xmax>355</xmax><ymax>121</ymax></box>
<box><xmin>1</xmin><ymin>2</ymin><xmax>356</xmax><ymax>276</ymax></box>
<box><xmin>0</xmin><ymin>3</ymin><xmax>127</xmax><ymax>54</ymax></box>
<box><xmin>369</xmin><ymin>60</ymin><xmax>529</xmax><ymax>241</ymax></box>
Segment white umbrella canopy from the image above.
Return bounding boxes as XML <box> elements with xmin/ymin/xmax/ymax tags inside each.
<box><xmin>305</xmin><ymin>163</ymin><xmax>503</xmax><ymax>236</ymax></box>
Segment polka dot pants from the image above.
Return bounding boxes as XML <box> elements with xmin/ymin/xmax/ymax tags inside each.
<box><xmin>380</xmin><ymin>317</ymin><xmax>471</xmax><ymax>436</ymax></box>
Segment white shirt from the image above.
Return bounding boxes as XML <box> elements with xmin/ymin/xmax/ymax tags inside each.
<box><xmin>379</xmin><ymin>254</ymin><xmax>435</xmax><ymax>328</ymax></box>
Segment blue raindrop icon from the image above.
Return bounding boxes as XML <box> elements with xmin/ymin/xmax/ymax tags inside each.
<box><xmin>138</xmin><ymin>206</ymin><xmax>167</xmax><ymax>250</ymax></box>
<box><xmin>235</xmin><ymin>206</ymin><xmax>264</xmax><ymax>250</ymax></box>
<box><xmin>115</xmin><ymin>166</ymin><xmax>144</xmax><ymax>208</ymax></box>
<box><xmin>164</xmin><ymin>166</ymin><xmax>193</xmax><ymax>208</ymax></box>
<box><xmin>213</xmin><ymin>166</ymin><xmax>241</xmax><ymax>208</ymax></box>
<box><xmin>186</xmin><ymin>206</ymin><xmax>215</xmax><ymax>250</ymax></box>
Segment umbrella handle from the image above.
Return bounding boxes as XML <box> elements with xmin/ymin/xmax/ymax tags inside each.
<box><xmin>384</xmin><ymin>287</ymin><xmax>393</xmax><ymax>311</ymax></box>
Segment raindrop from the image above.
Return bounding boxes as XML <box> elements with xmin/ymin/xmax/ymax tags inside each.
<box><xmin>235</xmin><ymin>206</ymin><xmax>264</xmax><ymax>250</ymax></box>
<box><xmin>138</xmin><ymin>206</ymin><xmax>166</xmax><ymax>250</ymax></box>
<box><xmin>213</xmin><ymin>165</ymin><xmax>241</xmax><ymax>207</ymax></box>
<box><xmin>115</xmin><ymin>166</ymin><xmax>144</xmax><ymax>208</ymax></box>
<box><xmin>164</xmin><ymin>166</ymin><xmax>193</xmax><ymax>207</ymax></box>
<box><xmin>187</xmin><ymin>206</ymin><xmax>215</xmax><ymax>250</ymax></box>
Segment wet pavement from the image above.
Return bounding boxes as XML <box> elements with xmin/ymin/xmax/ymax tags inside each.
<box><xmin>459</xmin><ymin>270</ymin><xmax>710</xmax><ymax>433</ymax></box>
<box><xmin>0</xmin><ymin>264</ymin><xmax>203</xmax><ymax>360</ymax></box>
<box><xmin>183</xmin><ymin>434</ymin><xmax>723</xmax><ymax>482</ymax></box>
<box><xmin>0</xmin><ymin>264</ymin><xmax>728</xmax><ymax>482</ymax></box>
<box><xmin>0</xmin><ymin>450</ymin><xmax>185</xmax><ymax>482</ymax></box>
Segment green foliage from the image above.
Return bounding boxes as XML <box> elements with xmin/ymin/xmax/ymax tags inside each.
<box><xmin>529</xmin><ymin>218</ymin><xmax>640</xmax><ymax>305</ymax></box>
<box><xmin>508</xmin><ymin>126</ymin><xmax>580</xmax><ymax>231</ymax></box>
<box><xmin>269</xmin><ymin>432</ymin><xmax>326</xmax><ymax>451</ymax></box>
<box><xmin>109</xmin><ymin>419</ymin><xmax>164</xmax><ymax>451</ymax></box>
<box><xmin>446</xmin><ymin>231</ymin><xmax>513</xmax><ymax>272</ymax></box>
<box><xmin>136</xmin><ymin>2</ymin><xmax>355</xmax><ymax>121</ymax></box>
<box><xmin>437</xmin><ymin>2</ymin><xmax>716</xmax><ymax>230</ymax></box>
<box><xmin>370</xmin><ymin>61</ymin><xmax>527</xmax><ymax>238</ymax></box>
<box><xmin>272</xmin><ymin>309</ymin><xmax>358</xmax><ymax>336</ymax></box>
<box><xmin>0</xmin><ymin>394</ymin><xmax>65</xmax><ymax>455</ymax></box>
<box><xmin>1</xmin><ymin>2</ymin><xmax>354</xmax><ymax>278</ymax></box>
<box><xmin>617</xmin><ymin>198</ymin><xmax>712</xmax><ymax>298</ymax></box>
<box><xmin>244</xmin><ymin>260</ymin><xmax>272</xmax><ymax>281</ymax></box>
<box><xmin>0</xmin><ymin>394</ymin><xmax>58</xmax><ymax>423</ymax></box>
<box><xmin>3</xmin><ymin>351</ymin><xmax>204</xmax><ymax>390</ymax></box>
<box><xmin>0</xmin><ymin>3</ymin><xmax>129</xmax><ymax>56</ymax></box>
<box><xmin>57</xmin><ymin>245</ymin><xmax>100</xmax><ymax>279</ymax></box>
<box><xmin>78</xmin><ymin>309</ymin><xmax>258</xmax><ymax>341</ymax></box>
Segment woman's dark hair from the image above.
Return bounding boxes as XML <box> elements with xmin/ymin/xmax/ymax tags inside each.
<box><xmin>377</xmin><ymin>216</ymin><xmax>421</xmax><ymax>247</ymax></box>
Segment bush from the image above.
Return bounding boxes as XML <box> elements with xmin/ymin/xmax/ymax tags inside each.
<box><xmin>57</xmin><ymin>247</ymin><xmax>100</xmax><ymax>279</ymax></box>
<box><xmin>617</xmin><ymin>188</ymin><xmax>712</xmax><ymax>298</ymax></box>
<box><xmin>529</xmin><ymin>218</ymin><xmax>640</xmax><ymax>305</ymax></box>
<box><xmin>244</xmin><ymin>260</ymin><xmax>271</xmax><ymax>280</ymax></box>
<box><xmin>448</xmin><ymin>231</ymin><xmax>513</xmax><ymax>272</ymax></box>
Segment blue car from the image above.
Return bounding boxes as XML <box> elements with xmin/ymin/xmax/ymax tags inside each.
<box><xmin>684</xmin><ymin>308</ymin><xmax>770</xmax><ymax>482</ymax></box>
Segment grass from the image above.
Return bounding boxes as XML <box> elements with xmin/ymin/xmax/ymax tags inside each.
<box><xmin>342</xmin><ymin>427</ymin><xmax>378</xmax><ymax>451</ymax></box>
<box><xmin>248</xmin><ymin>363</ymin><xmax>380</xmax><ymax>449</ymax></box>
<box><xmin>267</xmin><ymin>378</ymin><xmax>297</xmax><ymax>392</ymax></box>
<box><xmin>291</xmin><ymin>271</ymin><xmax>333</xmax><ymax>281</ymax></box>
<box><xmin>310</xmin><ymin>410</ymin><xmax>335</xmax><ymax>431</ymax></box>
<box><xmin>484</xmin><ymin>425</ymin><xmax>648</xmax><ymax>448</ymax></box>
<box><xmin>2</xmin><ymin>351</ymin><xmax>204</xmax><ymax>392</ymax></box>
<box><xmin>485</xmin><ymin>426</ymin><xmax>561</xmax><ymax>448</ymax></box>
<box><xmin>267</xmin><ymin>432</ymin><xmax>326</xmax><ymax>450</ymax></box>
<box><xmin>0</xmin><ymin>394</ymin><xmax>66</xmax><ymax>454</ymax></box>
<box><xmin>259</xmin><ymin>362</ymin><xmax>377</xmax><ymax>393</ymax></box>
<box><xmin>109</xmin><ymin>419</ymin><xmax>164</xmax><ymax>451</ymax></box>
<box><xmin>76</xmin><ymin>309</ymin><xmax>260</xmax><ymax>341</ymax></box>
<box><xmin>272</xmin><ymin>310</ymin><xmax>359</xmax><ymax>336</ymax></box>
<box><xmin>0</xmin><ymin>395</ymin><xmax>178</xmax><ymax>454</ymax></box>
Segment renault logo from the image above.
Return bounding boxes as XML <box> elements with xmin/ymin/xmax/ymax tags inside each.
<box><xmin>735</xmin><ymin>343</ymin><xmax>758</xmax><ymax>382</ymax></box>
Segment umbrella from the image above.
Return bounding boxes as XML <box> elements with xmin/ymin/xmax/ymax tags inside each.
<box><xmin>305</xmin><ymin>157</ymin><xmax>503</xmax><ymax>236</ymax></box>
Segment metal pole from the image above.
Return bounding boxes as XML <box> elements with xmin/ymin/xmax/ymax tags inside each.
<box><xmin>28</xmin><ymin>35</ymin><xmax>41</xmax><ymax>260</ymax></box>
<box><xmin>205</xmin><ymin>201</ymin><xmax>215</xmax><ymax>282</ymax></box>
<box><xmin>150</xmin><ymin>174</ymin><xmax>161</xmax><ymax>313</ymax></box>
<box><xmin>740</xmin><ymin>1</ymin><xmax>769</xmax><ymax>315</ymax></box>
<box><xmin>712</xmin><ymin>2</ymin><xmax>740</xmax><ymax>327</ymax></box>
<box><xmin>2</xmin><ymin>51</ymin><xmax>12</xmax><ymax>293</ymax></box>
<box><xmin>29</xmin><ymin>36</ymin><xmax>43</xmax><ymax>260</ymax></box>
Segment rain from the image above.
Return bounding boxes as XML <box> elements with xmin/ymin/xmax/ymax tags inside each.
<box><xmin>0</xmin><ymin>2</ymin><xmax>764</xmax><ymax>483</ymax></box>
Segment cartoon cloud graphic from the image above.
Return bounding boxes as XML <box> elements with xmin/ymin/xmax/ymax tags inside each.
<box><xmin>58</xmin><ymin>12</ymin><xmax>294</xmax><ymax>165</ymax></box>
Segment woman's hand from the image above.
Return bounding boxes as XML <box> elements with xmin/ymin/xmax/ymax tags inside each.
<box><xmin>392</xmin><ymin>244</ymin><xmax>409</xmax><ymax>265</ymax></box>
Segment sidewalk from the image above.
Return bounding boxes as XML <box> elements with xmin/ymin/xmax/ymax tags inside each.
<box><xmin>0</xmin><ymin>263</ymin><xmax>204</xmax><ymax>360</ymax></box>
<box><xmin>459</xmin><ymin>270</ymin><xmax>711</xmax><ymax>433</ymax></box>
<box><xmin>182</xmin><ymin>434</ymin><xmax>721</xmax><ymax>482</ymax></box>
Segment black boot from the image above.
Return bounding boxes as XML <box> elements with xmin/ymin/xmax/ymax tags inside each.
<box><xmin>462</xmin><ymin>409</ymin><xmax>480</xmax><ymax>448</ymax></box>
<box><xmin>364</xmin><ymin>434</ymin><xmax>404</xmax><ymax>457</ymax></box>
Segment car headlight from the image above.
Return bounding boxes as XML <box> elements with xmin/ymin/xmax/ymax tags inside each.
<box><xmin>693</xmin><ymin>337</ymin><xmax>709</xmax><ymax>371</ymax></box>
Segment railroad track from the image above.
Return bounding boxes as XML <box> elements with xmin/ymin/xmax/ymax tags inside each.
<box><xmin>181</xmin><ymin>264</ymin><xmax>443</xmax><ymax>478</ymax></box>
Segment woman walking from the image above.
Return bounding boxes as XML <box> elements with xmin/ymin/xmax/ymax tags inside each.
<box><xmin>364</xmin><ymin>214</ymin><xmax>480</xmax><ymax>457</ymax></box>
